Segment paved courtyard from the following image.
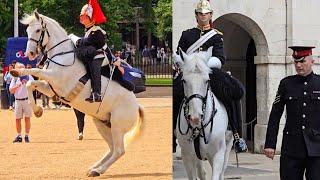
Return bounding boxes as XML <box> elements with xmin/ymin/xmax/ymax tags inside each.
<box><xmin>173</xmin><ymin>146</ymin><xmax>280</xmax><ymax>180</ymax></box>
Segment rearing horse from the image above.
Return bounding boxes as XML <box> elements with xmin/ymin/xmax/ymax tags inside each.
<box><xmin>10</xmin><ymin>11</ymin><xmax>144</xmax><ymax>177</ymax></box>
<box><xmin>174</xmin><ymin>48</ymin><xmax>233</xmax><ymax>180</ymax></box>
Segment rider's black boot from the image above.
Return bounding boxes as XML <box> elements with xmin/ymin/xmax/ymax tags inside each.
<box><xmin>230</xmin><ymin>100</ymin><xmax>248</xmax><ymax>153</ymax></box>
<box><xmin>85</xmin><ymin>59</ymin><xmax>102</xmax><ymax>102</ymax></box>
<box><xmin>85</xmin><ymin>92</ymin><xmax>102</xmax><ymax>103</ymax></box>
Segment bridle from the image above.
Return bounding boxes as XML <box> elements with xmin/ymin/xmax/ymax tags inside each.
<box><xmin>28</xmin><ymin>20</ymin><xmax>51</xmax><ymax>53</ymax></box>
<box><xmin>178</xmin><ymin>79</ymin><xmax>217</xmax><ymax>144</ymax></box>
<box><xmin>28</xmin><ymin>18</ymin><xmax>75</xmax><ymax>67</ymax></box>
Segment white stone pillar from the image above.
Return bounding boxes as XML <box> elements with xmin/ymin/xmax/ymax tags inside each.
<box><xmin>253</xmin><ymin>55</ymin><xmax>288</xmax><ymax>153</ymax></box>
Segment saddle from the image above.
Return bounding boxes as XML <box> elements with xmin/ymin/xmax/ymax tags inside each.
<box><xmin>101</xmin><ymin>65</ymin><xmax>135</xmax><ymax>91</ymax></box>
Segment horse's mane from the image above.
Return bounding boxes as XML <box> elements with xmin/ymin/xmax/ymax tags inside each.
<box><xmin>21</xmin><ymin>13</ymin><xmax>67</xmax><ymax>36</ymax></box>
<box><xmin>182</xmin><ymin>55</ymin><xmax>211</xmax><ymax>76</ymax></box>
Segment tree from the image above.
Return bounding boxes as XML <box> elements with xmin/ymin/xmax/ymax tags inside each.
<box><xmin>154</xmin><ymin>0</ymin><xmax>172</xmax><ymax>42</ymax></box>
<box><xmin>0</xmin><ymin>0</ymin><xmax>14</xmax><ymax>57</ymax></box>
<box><xmin>19</xmin><ymin>0</ymin><xmax>134</xmax><ymax>50</ymax></box>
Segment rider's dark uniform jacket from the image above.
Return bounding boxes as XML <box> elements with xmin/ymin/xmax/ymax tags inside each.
<box><xmin>76</xmin><ymin>26</ymin><xmax>106</xmax><ymax>62</ymax></box>
<box><xmin>177</xmin><ymin>27</ymin><xmax>225</xmax><ymax>64</ymax></box>
<box><xmin>75</xmin><ymin>25</ymin><xmax>106</xmax><ymax>95</ymax></box>
<box><xmin>173</xmin><ymin>27</ymin><xmax>245</xmax><ymax>142</ymax></box>
<box><xmin>265</xmin><ymin>72</ymin><xmax>320</xmax><ymax>158</ymax></box>
<box><xmin>78</xmin><ymin>26</ymin><xmax>105</xmax><ymax>49</ymax></box>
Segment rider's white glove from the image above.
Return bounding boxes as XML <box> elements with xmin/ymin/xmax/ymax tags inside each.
<box><xmin>68</xmin><ymin>34</ymin><xmax>80</xmax><ymax>46</ymax></box>
<box><xmin>207</xmin><ymin>57</ymin><xmax>222</xmax><ymax>69</ymax></box>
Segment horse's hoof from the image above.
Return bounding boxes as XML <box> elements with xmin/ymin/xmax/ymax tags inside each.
<box><xmin>34</xmin><ymin>106</ymin><xmax>43</xmax><ymax>118</ymax></box>
<box><xmin>87</xmin><ymin>171</ymin><xmax>100</xmax><ymax>177</ymax></box>
<box><xmin>10</xmin><ymin>70</ymin><xmax>20</xmax><ymax>77</ymax></box>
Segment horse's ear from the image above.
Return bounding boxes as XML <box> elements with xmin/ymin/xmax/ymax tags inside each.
<box><xmin>173</xmin><ymin>52</ymin><xmax>184</xmax><ymax>67</ymax></box>
<box><xmin>179</xmin><ymin>47</ymin><xmax>188</xmax><ymax>62</ymax></box>
<box><xmin>206</xmin><ymin>46</ymin><xmax>213</xmax><ymax>59</ymax></box>
<box><xmin>34</xmin><ymin>9</ymin><xmax>40</xmax><ymax>20</ymax></box>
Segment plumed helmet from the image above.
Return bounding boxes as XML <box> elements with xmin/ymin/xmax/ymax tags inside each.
<box><xmin>80</xmin><ymin>0</ymin><xmax>107</xmax><ymax>24</ymax></box>
<box><xmin>195</xmin><ymin>0</ymin><xmax>213</xmax><ymax>14</ymax></box>
<box><xmin>80</xmin><ymin>4</ymin><xmax>93</xmax><ymax>19</ymax></box>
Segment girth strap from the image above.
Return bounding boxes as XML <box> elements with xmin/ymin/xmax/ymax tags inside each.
<box><xmin>49</xmin><ymin>73</ymin><xmax>89</xmax><ymax>103</ymax></box>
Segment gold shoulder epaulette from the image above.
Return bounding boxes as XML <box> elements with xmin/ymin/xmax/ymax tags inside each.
<box><xmin>91</xmin><ymin>26</ymin><xmax>100</xmax><ymax>31</ymax></box>
<box><xmin>214</xmin><ymin>29</ymin><xmax>223</xmax><ymax>35</ymax></box>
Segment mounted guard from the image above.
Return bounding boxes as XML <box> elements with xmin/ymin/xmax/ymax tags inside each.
<box><xmin>68</xmin><ymin>0</ymin><xmax>130</xmax><ymax>103</ymax></box>
<box><xmin>173</xmin><ymin>0</ymin><xmax>248</xmax><ymax>153</ymax></box>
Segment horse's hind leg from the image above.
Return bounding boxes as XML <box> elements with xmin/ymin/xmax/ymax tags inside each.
<box><xmin>220</xmin><ymin>130</ymin><xmax>233</xmax><ymax>180</ymax></box>
<box><xmin>88</xmin><ymin>118</ymin><xmax>114</xmax><ymax>176</ymax></box>
<box><xmin>89</xmin><ymin>120</ymin><xmax>126</xmax><ymax>176</ymax></box>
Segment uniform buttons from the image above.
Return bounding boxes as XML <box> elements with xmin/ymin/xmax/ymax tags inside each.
<box><xmin>304</xmin><ymin>82</ymin><xmax>308</xmax><ymax>85</ymax></box>
<box><xmin>304</xmin><ymin>92</ymin><xmax>307</xmax><ymax>95</ymax></box>
<box><xmin>289</xmin><ymin>97</ymin><xmax>292</xmax><ymax>100</ymax></box>
<box><xmin>286</xmin><ymin>131</ymin><xmax>289</xmax><ymax>135</ymax></box>
<box><xmin>318</xmin><ymin>97</ymin><xmax>320</xmax><ymax>100</ymax></box>
<box><xmin>302</xmin><ymin>126</ymin><xmax>305</xmax><ymax>130</ymax></box>
<box><xmin>302</xmin><ymin>114</ymin><xmax>306</xmax><ymax>118</ymax></box>
<box><xmin>303</xmin><ymin>103</ymin><xmax>307</xmax><ymax>106</ymax></box>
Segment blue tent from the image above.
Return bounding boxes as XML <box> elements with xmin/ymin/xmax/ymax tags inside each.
<box><xmin>4</xmin><ymin>37</ymin><xmax>37</xmax><ymax>68</ymax></box>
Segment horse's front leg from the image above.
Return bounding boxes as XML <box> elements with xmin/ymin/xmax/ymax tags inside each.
<box><xmin>209</xmin><ymin>139</ymin><xmax>226</xmax><ymax>180</ymax></box>
<box><xmin>26</xmin><ymin>80</ymin><xmax>55</xmax><ymax>118</ymax></box>
<box><xmin>181</xmin><ymin>148</ymin><xmax>197</xmax><ymax>180</ymax></box>
<box><xmin>220</xmin><ymin>130</ymin><xmax>233</xmax><ymax>180</ymax></box>
<box><xmin>11</xmin><ymin>68</ymin><xmax>52</xmax><ymax>80</ymax></box>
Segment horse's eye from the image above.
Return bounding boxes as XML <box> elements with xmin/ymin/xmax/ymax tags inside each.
<box><xmin>36</xmin><ymin>29</ymin><xmax>41</xmax><ymax>33</ymax></box>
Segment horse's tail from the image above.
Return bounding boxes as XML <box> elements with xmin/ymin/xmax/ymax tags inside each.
<box><xmin>124</xmin><ymin>105</ymin><xmax>145</xmax><ymax>147</ymax></box>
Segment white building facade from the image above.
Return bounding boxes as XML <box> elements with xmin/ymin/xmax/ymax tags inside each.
<box><xmin>173</xmin><ymin>0</ymin><xmax>320</xmax><ymax>153</ymax></box>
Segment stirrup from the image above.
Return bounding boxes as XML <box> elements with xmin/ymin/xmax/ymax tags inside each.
<box><xmin>234</xmin><ymin>136</ymin><xmax>247</xmax><ymax>153</ymax></box>
<box><xmin>85</xmin><ymin>93</ymin><xmax>102</xmax><ymax>103</ymax></box>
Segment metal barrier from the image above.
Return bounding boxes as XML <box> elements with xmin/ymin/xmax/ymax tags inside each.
<box><xmin>125</xmin><ymin>52</ymin><xmax>172</xmax><ymax>79</ymax></box>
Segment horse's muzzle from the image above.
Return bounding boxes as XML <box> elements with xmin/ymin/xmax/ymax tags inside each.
<box><xmin>189</xmin><ymin>116</ymin><xmax>200</xmax><ymax>125</ymax></box>
<box><xmin>27</xmin><ymin>51</ymin><xmax>37</xmax><ymax>60</ymax></box>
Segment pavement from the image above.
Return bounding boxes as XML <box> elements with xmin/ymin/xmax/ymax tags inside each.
<box><xmin>173</xmin><ymin>145</ymin><xmax>280</xmax><ymax>180</ymax></box>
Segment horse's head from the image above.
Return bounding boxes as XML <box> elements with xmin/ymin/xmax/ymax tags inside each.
<box><xmin>176</xmin><ymin>48</ymin><xmax>212</xmax><ymax>127</ymax></box>
<box><xmin>21</xmin><ymin>10</ymin><xmax>67</xmax><ymax>60</ymax></box>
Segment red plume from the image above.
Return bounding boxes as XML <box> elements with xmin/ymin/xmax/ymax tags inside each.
<box><xmin>89</xmin><ymin>0</ymin><xmax>107</xmax><ymax>24</ymax></box>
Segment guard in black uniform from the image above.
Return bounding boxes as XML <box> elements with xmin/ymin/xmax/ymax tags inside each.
<box><xmin>173</xmin><ymin>0</ymin><xmax>247</xmax><ymax>153</ymax></box>
<box><xmin>264</xmin><ymin>46</ymin><xmax>320</xmax><ymax>180</ymax></box>
<box><xmin>69</xmin><ymin>0</ymin><xmax>107</xmax><ymax>102</ymax></box>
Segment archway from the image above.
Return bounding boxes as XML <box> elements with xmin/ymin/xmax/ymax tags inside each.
<box><xmin>214</xmin><ymin>13</ymin><xmax>268</xmax><ymax>149</ymax></box>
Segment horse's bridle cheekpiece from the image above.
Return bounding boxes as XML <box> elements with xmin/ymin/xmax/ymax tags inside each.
<box><xmin>28</xmin><ymin>17</ymin><xmax>75</xmax><ymax>68</ymax></box>
<box><xmin>28</xmin><ymin>18</ymin><xmax>51</xmax><ymax>53</ymax></box>
<box><xmin>178</xmin><ymin>81</ymin><xmax>217</xmax><ymax>160</ymax></box>
<box><xmin>178</xmin><ymin>81</ymin><xmax>217</xmax><ymax>142</ymax></box>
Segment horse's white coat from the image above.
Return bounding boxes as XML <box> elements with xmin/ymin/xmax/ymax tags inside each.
<box><xmin>13</xmin><ymin>11</ymin><xmax>144</xmax><ymax>176</ymax></box>
<box><xmin>174</xmin><ymin>49</ymin><xmax>233</xmax><ymax>180</ymax></box>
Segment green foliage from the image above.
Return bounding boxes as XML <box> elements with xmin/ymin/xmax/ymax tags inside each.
<box><xmin>0</xmin><ymin>0</ymin><xmax>14</xmax><ymax>54</ymax></box>
<box><xmin>154</xmin><ymin>0</ymin><xmax>172</xmax><ymax>41</ymax></box>
<box><xmin>101</xmin><ymin>0</ymin><xmax>134</xmax><ymax>50</ymax></box>
<box><xmin>19</xmin><ymin>0</ymin><xmax>85</xmax><ymax>36</ymax></box>
<box><xmin>19</xmin><ymin>0</ymin><xmax>135</xmax><ymax>50</ymax></box>
<box><xmin>0</xmin><ymin>0</ymin><xmax>171</xmax><ymax>59</ymax></box>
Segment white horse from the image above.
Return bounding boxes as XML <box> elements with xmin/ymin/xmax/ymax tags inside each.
<box><xmin>10</xmin><ymin>11</ymin><xmax>144</xmax><ymax>177</ymax></box>
<box><xmin>174</xmin><ymin>49</ymin><xmax>233</xmax><ymax>180</ymax></box>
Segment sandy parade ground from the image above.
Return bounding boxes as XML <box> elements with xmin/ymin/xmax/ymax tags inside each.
<box><xmin>0</xmin><ymin>97</ymin><xmax>172</xmax><ymax>179</ymax></box>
